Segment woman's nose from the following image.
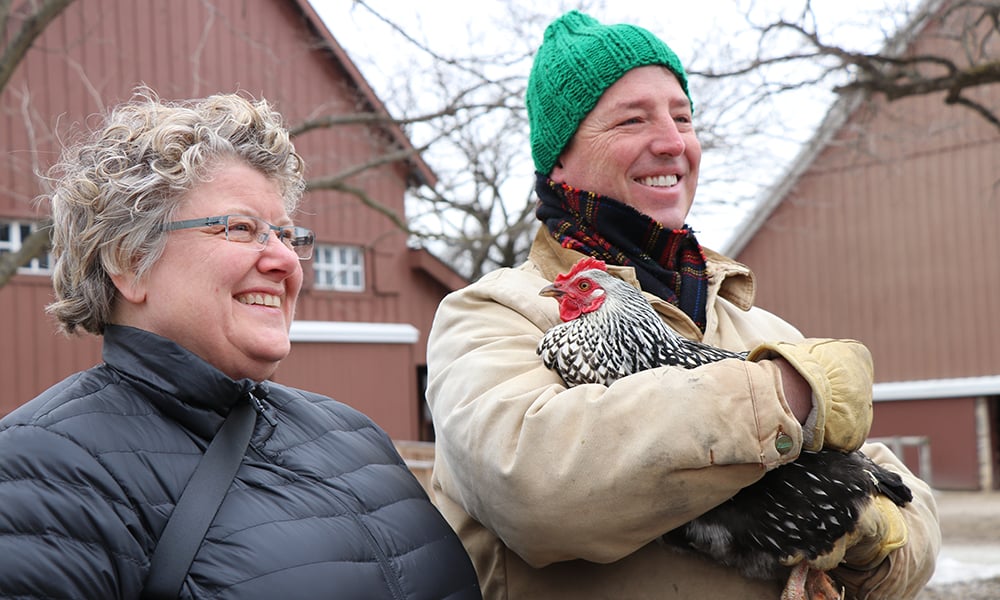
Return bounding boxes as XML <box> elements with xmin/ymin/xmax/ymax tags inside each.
<box><xmin>260</xmin><ymin>230</ymin><xmax>301</xmax><ymax>268</ymax></box>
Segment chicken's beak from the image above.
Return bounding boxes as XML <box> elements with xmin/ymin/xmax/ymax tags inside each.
<box><xmin>539</xmin><ymin>284</ymin><xmax>563</xmax><ymax>298</ymax></box>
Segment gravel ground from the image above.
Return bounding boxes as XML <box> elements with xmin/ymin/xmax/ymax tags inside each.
<box><xmin>914</xmin><ymin>490</ymin><xmax>1000</xmax><ymax>600</ymax></box>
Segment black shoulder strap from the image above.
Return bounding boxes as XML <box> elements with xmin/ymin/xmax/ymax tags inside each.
<box><xmin>141</xmin><ymin>400</ymin><xmax>256</xmax><ymax>600</ymax></box>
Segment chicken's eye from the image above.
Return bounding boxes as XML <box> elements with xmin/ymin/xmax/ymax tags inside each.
<box><xmin>577</xmin><ymin>281</ymin><xmax>591</xmax><ymax>291</ymax></box>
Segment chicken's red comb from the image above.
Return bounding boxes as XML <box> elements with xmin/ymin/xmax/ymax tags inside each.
<box><xmin>554</xmin><ymin>257</ymin><xmax>608</xmax><ymax>285</ymax></box>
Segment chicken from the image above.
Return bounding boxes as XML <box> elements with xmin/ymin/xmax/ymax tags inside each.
<box><xmin>537</xmin><ymin>257</ymin><xmax>912</xmax><ymax>600</ymax></box>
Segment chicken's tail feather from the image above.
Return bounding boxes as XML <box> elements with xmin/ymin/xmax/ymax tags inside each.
<box><xmin>871</xmin><ymin>464</ymin><xmax>913</xmax><ymax>506</ymax></box>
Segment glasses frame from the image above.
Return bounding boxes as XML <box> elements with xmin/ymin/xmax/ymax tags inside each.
<box><xmin>162</xmin><ymin>214</ymin><xmax>315</xmax><ymax>260</ymax></box>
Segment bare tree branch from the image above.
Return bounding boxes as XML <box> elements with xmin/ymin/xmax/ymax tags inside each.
<box><xmin>0</xmin><ymin>0</ymin><xmax>74</xmax><ymax>95</ymax></box>
<box><xmin>691</xmin><ymin>0</ymin><xmax>1000</xmax><ymax>131</ymax></box>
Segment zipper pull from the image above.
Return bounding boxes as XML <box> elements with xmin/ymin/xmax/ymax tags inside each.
<box><xmin>248</xmin><ymin>390</ymin><xmax>279</xmax><ymax>427</ymax></box>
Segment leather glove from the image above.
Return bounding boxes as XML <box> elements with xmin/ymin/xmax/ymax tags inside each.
<box><xmin>747</xmin><ymin>339</ymin><xmax>873</xmax><ymax>452</ymax></box>
<box><xmin>805</xmin><ymin>494</ymin><xmax>909</xmax><ymax>571</ymax></box>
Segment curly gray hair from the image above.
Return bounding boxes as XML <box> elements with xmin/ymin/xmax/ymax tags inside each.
<box><xmin>45</xmin><ymin>89</ymin><xmax>306</xmax><ymax>336</ymax></box>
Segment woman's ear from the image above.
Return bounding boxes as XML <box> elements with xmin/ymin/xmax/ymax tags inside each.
<box><xmin>109</xmin><ymin>271</ymin><xmax>147</xmax><ymax>304</ymax></box>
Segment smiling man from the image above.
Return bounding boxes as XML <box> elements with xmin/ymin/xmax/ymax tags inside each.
<box><xmin>424</xmin><ymin>10</ymin><xmax>940</xmax><ymax>600</ymax></box>
<box><xmin>549</xmin><ymin>66</ymin><xmax>699</xmax><ymax>231</ymax></box>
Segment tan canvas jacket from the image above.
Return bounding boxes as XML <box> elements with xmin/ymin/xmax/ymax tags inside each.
<box><xmin>426</xmin><ymin>230</ymin><xmax>940</xmax><ymax>599</ymax></box>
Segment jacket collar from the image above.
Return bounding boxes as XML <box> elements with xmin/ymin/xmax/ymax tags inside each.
<box><xmin>528</xmin><ymin>227</ymin><xmax>756</xmax><ymax>311</ymax></box>
<box><xmin>102</xmin><ymin>325</ymin><xmax>260</xmax><ymax>435</ymax></box>
<box><xmin>702</xmin><ymin>245</ymin><xmax>756</xmax><ymax>311</ymax></box>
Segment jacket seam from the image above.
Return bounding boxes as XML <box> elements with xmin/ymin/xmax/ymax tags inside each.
<box><xmin>743</xmin><ymin>362</ymin><xmax>768</xmax><ymax>465</ymax></box>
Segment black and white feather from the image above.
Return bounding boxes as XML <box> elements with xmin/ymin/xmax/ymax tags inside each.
<box><xmin>538</xmin><ymin>264</ymin><xmax>746</xmax><ymax>382</ymax></box>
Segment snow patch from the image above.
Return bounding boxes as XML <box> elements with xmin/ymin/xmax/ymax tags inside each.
<box><xmin>928</xmin><ymin>545</ymin><xmax>1000</xmax><ymax>586</ymax></box>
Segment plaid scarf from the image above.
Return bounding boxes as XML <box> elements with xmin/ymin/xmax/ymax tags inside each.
<box><xmin>535</xmin><ymin>175</ymin><xmax>710</xmax><ymax>331</ymax></box>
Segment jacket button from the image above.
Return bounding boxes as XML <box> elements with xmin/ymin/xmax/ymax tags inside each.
<box><xmin>775</xmin><ymin>432</ymin><xmax>794</xmax><ymax>455</ymax></box>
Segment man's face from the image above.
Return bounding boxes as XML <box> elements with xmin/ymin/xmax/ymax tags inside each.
<box><xmin>551</xmin><ymin>65</ymin><xmax>701</xmax><ymax>230</ymax></box>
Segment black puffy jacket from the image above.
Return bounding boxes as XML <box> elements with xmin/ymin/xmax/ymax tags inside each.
<box><xmin>0</xmin><ymin>325</ymin><xmax>481</xmax><ymax>600</ymax></box>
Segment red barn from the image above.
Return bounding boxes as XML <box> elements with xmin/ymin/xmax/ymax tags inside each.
<box><xmin>0</xmin><ymin>0</ymin><xmax>465</xmax><ymax>442</ymax></box>
<box><xmin>725</xmin><ymin>0</ymin><xmax>1000</xmax><ymax>490</ymax></box>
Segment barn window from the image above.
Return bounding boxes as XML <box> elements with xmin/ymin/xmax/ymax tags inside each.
<box><xmin>313</xmin><ymin>244</ymin><xmax>365</xmax><ymax>292</ymax></box>
<box><xmin>0</xmin><ymin>220</ymin><xmax>51</xmax><ymax>274</ymax></box>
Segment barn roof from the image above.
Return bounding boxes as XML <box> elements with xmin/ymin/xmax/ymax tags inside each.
<box><xmin>721</xmin><ymin>0</ymin><xmax>948</xmax><ymax>256</ymax></box>
<box><xmin>291</xmin><ymin>0</ymin><xmax>437</xmax><ymax>188</ymax></box>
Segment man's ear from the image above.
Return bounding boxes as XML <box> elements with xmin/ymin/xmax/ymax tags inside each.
<box><xmin>549</xmin><ymin>160</ymin><xmax>564</xmax><ymax>182</ymax></box>
<box><xmin>109</xmin><ymin>271</ymin><xmax>147</xmax><ymax>304</ymax></box>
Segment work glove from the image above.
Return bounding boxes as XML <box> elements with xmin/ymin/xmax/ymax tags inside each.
<box><xmin>747</xmin><ymin>339</ymin><xmax>873</xmax><ymax>452</ymax></box>
<box><xmin>803</xmin><ymin>494</ymin><xmax>909</xmax><ymax>571</ymax></box>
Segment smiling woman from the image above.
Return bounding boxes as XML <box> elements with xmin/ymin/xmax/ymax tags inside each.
<box><xmin>0</xmin><ymin>89</ymin><xmax>481</xmax><ymax>599</ymax></box>
<box><xmin>114</xmin><ymin>161</ymin><xmax>305</xmax><ymax>382</ymax></box>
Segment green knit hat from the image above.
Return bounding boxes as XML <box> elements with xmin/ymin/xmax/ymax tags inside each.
<box><xmin>526</xmin><ymin>11</ymin><xmax>692</xmax><ymax>174</ymax></box>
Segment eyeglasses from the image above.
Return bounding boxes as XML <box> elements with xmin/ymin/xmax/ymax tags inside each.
<box><xmin>163</xmin><ymin>215</ymin><xmax>315</xmax><ymax>260</ymax></box>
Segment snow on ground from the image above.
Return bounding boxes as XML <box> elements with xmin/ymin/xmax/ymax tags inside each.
<box><xmin>928</xmin><ymin>545</ymin><xmax>1000</xmax><ymax>586</ymax></box>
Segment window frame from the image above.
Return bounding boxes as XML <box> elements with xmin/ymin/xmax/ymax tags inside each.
<box><xmin>312</xmin><ymin>243</ymin><xmax>366</xmax><ymax>292</ymax></box>
<box><xmin>0</xmin><ymin>219</ymin><xmax>51</xmax><ymax>275</ymax></box>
